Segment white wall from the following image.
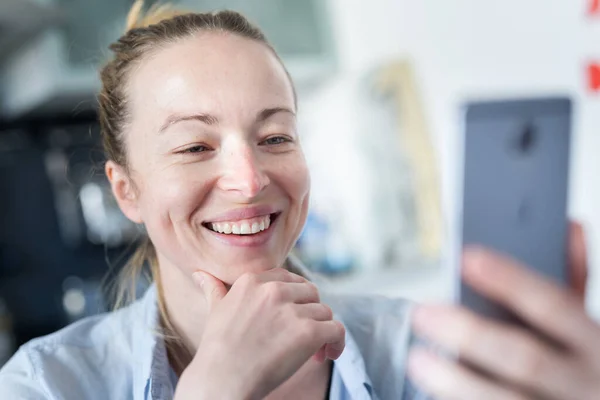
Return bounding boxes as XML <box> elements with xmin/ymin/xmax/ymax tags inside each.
<box><xmin>306</xmin><ymin>0</ymin><xmax>600</xmax><ymax>316</ymax></box>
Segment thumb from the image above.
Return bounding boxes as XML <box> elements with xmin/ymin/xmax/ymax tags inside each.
<box><xmin>192</xmin><ymin>271</ymin><xmax>227</xmax><ymax>308</ymax></box>
<box><xmin>568</xmin><ymin>220</ymin><xmax>588</xmax><ymax>302</ymax></box>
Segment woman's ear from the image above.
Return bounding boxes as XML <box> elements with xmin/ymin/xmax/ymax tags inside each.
<box><xmin>105</xmin><ymin>160</ymin><xmax>143</xmax><ymax>224</ymax></box>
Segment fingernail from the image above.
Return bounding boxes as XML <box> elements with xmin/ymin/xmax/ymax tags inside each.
<box><xmin>192</xmin><ymin>272</ymin><xmax>204</xmax><ymax>288</ymax></box>
<box><xmin>326</xmin><ymin>343</ymin><xmax>345</xmax><ymax>360</ymax></box>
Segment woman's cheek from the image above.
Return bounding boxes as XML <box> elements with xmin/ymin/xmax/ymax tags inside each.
<box><xmin>277</xmin><ymin>155</ymin><xmax>310</xmax><ymax>232</ymax></box>
<box><xmin>145</xmin><ymin>168</ymin><xmax>212</xmax><ymax>226</ymax></box>
<box><xmin>278</xmin><ymin>153</ymin><xmax>310</xmax><ymax>198</ymax></box>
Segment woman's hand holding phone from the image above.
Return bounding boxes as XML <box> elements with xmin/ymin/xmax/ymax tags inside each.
<box><xmin>174</xmin><ymin>268</ymin><xmax>345</xmax><ymax>400</ymax></box>
<box><xmin>408</xmin><ymin>222</ymin><xmax>600</xmax><ymax>399</ymax></box>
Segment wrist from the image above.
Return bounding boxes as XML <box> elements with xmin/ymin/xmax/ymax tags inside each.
<box><xmin>173</xmin><ymin>368</ymin><xmax>229</xmax><ymax>400</ymax></box>
<box><xmin>175</xmin><ymin>355</ymin><xmax>254</xmax><ymax>400</ymax></box>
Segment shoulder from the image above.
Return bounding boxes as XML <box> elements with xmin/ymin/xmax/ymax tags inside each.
<box><xmin>0</xmin><ymin>295</ymin><xmax>149</xmax><ymax>399</ymax></box>
<box><xmin>323</xmin><ymin>292</ymin><xmax>414</xmax><ymax>355</ymax></box>
<box><xmin>324</xmin><ymin>292</ymin><xmax>413</xmax><ymax>321</ymax></box>
<box><xmin>322</xmin><ymin>291</ymin><xmax>414</xmax><ymax>343</ymax></box>
<box><xmin>324</xmin><ymin>292</ymin><xmax>417</xmax><ymax>399</ymax></box>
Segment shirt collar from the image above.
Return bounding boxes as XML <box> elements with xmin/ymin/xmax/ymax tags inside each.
<box><xmin>132</xmin><ymin>285</ymin><xmax>175</xmax><ymax>400</ymax></box>
<box><xmin>333</xmin><ymin>318</ymin><xmax>375</xmax><ymax>399</ymax></box>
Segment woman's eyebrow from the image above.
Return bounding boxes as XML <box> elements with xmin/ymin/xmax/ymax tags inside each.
<box><xmin>256</xmin><ymin>107</ymin><xmax>296</xmax><ymax>122</ymax></box>
<box><xmin>159</xmin><ymin>107</ymin><xmax>295</xmax><ymax>133</ymax></box>
<box><xmin>159</xmin><ymin>113</ymin><xmax>219</xmax><ymax>133</ymax></box>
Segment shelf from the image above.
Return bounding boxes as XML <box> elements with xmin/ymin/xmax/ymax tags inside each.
<box><xmin>0</xmin><ymin>0</ymin><xmax>335</xmax><ymax>118</ymax></box>
<box><xmin>316</xmin><ymin>265</ymin><xmax>451</xmax><ymax>303</ymax></box>
<box><xmin>0</xmin><ymin>0</ymin><xmax>62</xmax><ymax>64</ymax></box>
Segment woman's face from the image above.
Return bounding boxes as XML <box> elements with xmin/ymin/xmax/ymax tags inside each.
<box><xmin>109</xmin><ymin>33</ymin><xmax>310</xmax><ymax>284</ymax></box>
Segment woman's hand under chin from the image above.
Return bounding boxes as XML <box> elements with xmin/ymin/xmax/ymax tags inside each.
<box><xmin>173</xmin><ymin>268</ymin><xmax>345</xmax><ymax>400</ymax></box>
<box><xmin>409</xmin><ymin>222</ymin><xmax>600</xmax><ymax>399</ymax></box>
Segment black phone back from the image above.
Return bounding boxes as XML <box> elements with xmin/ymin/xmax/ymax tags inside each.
<box><xmin>459</xmin><ymin>97</ymin><xmax>572</xmax><ymax>322</ymax></box>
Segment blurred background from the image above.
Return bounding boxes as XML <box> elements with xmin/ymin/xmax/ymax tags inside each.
<box><xmin>0</xmin><ymin>0</ymin><xmax>599</xmax><ymax>366</ymax></box>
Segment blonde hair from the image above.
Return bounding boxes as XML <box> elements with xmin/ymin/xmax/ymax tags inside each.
<box><xmin>99</xmin><ymin>0</ymin><xmax>295</xmax><ymax>353</ymax></box>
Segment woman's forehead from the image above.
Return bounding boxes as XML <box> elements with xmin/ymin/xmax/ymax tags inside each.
<box><xmin>128</xmin><ymin>33</ymin><xmax>294</xmax><ymax>124</ymax></box>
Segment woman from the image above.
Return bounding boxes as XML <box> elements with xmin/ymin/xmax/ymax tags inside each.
<box><xmin>1</xmin><ymin>2</ymin><xmax>599</xmax><ymax>399</ymax></box>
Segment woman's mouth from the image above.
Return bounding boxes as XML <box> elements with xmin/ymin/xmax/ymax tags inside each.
<box><xmin>203</xmin><ymin>213</ymin><xmax>280</xmax><ymax>236</ymax></box>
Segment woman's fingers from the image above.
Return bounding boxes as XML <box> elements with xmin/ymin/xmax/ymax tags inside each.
<box><xmin>412</xmin><ymin>304</ymin><xmax>579</xmax><ymax>400</ymax></box>
<box><xmin>294</xmin><ymin>303</ymin><xmax>343</xmax><ymax>362</ymax></box>
<box><xmin>568</xmin><ymin>221</ymin><xmax>588</xmax><ymax>301</ymax></box>
<box><xmin>407</xmin><ymin>347</ymin><xmax>530</xmax><ymax>400</ymax></box>
<box><xmin>324</xmin><ymin>341</ymin><xmax>344</xmax><ymax>360</ymax></box>
<box><xmin>294</xmin><ymin>303</ymin><xmax>338</xmax><ymax>363</ymax></box>
<box><xmin>259</xmin><ymin>280</ymin><xmax>319</xmax><ymax>304</ymax></box>
<box><xmin>230</xmin><ymin>269</ymin><xmax>318</xmax><ymax>304</ymax></box>
<box><xmin>408</xmin><ymin>225</ymin><xmax>599</xmax><ymax>399</ymax></box>
<box><xmin>298</xmin><ymin>320</ymin><xmax>345</xmax><ymax>362</ymax></box>
<box><xmin>259</xmin><ymin>267</ymin><xmax>307</xmax><ymax>283</ymax></box>
<box><xmin>461</xmin><ymin>248</ymin><xmax>599</xmax><ymax>351</ymax></box>
<box><xmin>192</xmin><ymin>271</ymin><xmax>227</xmax><ymax>308</ymax></box>
<box><xmin>294</xmin><ymin>303</ymin><xmax>334</xmax><ymax>321</ymax></box>
<box><xmin>314</xmin><ymin>320</ymin><xmax>345</xmax><ymax>360</ymax></box>
<box><xmin>312</xmin><ymin>346</ymin><xmax>327</xmax><ymax>363</ymax></box>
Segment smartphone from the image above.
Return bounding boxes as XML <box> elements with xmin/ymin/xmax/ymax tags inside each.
<box><xmin>458</xmin><ymin>97</ymin><xmax>572</xmax><ymax>323</ymax></box>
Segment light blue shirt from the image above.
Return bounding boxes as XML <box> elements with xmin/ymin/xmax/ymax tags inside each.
<box><xmin>0</xmin><ymin>259</ymin><xmax>431</xmax><ymax>399</ymax></box>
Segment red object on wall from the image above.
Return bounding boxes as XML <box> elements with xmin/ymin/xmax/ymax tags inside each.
<box><xmin>588</xmin><ymin>64</ymin><xmax>600</xmax><ymax>92</ymax></box>
<box><xmin>589</xmin><ymin>0</ymin><xmax>600</xmax><ymax>15</ymax></box>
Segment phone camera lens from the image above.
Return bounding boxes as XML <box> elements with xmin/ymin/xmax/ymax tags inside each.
<box><xmin>518</xmin><ymin>124</ymin><xmax>536</xmax><ymax>153</ymax></box>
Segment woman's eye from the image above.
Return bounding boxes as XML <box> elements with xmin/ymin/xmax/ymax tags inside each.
<box><xmin>262</xmin><ymin>136</ymin><xmax>290</xmax><ymax>146</ymax></box>
<box><xmin>179</xmin><ymin>145</ymin><xmax>209</xmax><ymax>154</ymax></box>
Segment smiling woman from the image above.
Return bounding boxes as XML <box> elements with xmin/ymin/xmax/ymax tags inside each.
<box><xmin>1</xmin><ymin>1</ymin><xmax>599</xmax><ymax>400</ymax></box>
<box><xmin>1</xmin><ymin>1</ymin><xmax>352</xmax><ymax>399</ymax></box>
<box><xmin>99</xmin><ymin>1</ymin><xmax>308</xmax><ymax>303</ymax></box>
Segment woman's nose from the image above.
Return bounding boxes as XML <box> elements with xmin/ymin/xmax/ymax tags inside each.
<box><xmin>217</xmin><ymin>146</ymin><xmax>270</xmax><ymax>199</ymax></box>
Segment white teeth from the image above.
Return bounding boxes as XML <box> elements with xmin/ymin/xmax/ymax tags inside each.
<box><xmin>208</xmin><ymin>214</ymin><xmax>274</xmax><ymax>235</ymax></box>
<box><xmin>240</xmin><ymin>223</ymin><xmax>251</xmax><ymax>234</ymax></box>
